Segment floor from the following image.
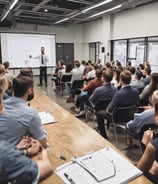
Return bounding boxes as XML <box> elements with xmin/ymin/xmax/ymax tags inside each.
<box><xmin>34</xmin><ymin>75</ymin><xmax>142</xmax><ymax>163</ymax></box>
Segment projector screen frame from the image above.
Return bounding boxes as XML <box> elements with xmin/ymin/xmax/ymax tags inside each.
<box><xmin>0</xmin><ymin>32</ymin><xmax>56</xmax><ymax>69</ymax></box>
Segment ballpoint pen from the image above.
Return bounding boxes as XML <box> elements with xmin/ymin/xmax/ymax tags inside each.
<box><xmin>64</xmin><ymin>173</ymin><xmax>76</xmax><ymax>184</ymax></box>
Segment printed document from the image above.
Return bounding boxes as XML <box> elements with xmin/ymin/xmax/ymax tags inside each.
<box><xmin>39</xmin><ymin>111</ymin><xmax>57</xmax><ymax>125</ymax></box>
<box><xmin>55</xmin><ymin>146</ymin><xmax>142</xmax><ymax>184</ymax></box>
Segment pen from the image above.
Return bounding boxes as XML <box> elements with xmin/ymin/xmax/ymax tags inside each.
<box><xmin>64</xmin><ymin>173</ymin><xmax>76</xmax><ymax>184</ymax></box>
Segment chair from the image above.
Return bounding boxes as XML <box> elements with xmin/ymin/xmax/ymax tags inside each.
<box><xmin>111</xmin><ymin>104</ymin><xmax>138</xmax><ymax>144</ymax></box>
<box><xmin>85</xmin><ymin>98</ymin><xmax>112</xmax><ymax>122</ymax></box>
<box><xmin>60</xmin><ymin>74</ymin><xmax>72</xmax><ymax>96</ymax></box>
<box><xmin>71</xmin><ymin>79</ymin><xmax>84</xmax><ymax>95</ymax></box>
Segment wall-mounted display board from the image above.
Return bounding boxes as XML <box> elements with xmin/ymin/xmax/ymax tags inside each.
<box><xmin>1</xmin><ymin>33</ymin><xmax>56</xmax><ymax>68</ymax></box>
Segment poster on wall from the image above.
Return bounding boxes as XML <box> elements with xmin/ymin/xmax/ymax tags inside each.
<box><xmin>148</xmin><ymin>44</ymin><xmax>158</xmax><ymax>71</ymax></box>
<box><xmin>136</xmin><ymin>45</ymin><xmax>144</xmax><ymax>65</ymax></box>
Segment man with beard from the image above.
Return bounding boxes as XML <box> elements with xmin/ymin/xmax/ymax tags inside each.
<box><xmin>30</xmin><ymin>47</ymin><xmax>49</xmax><ymax>87</ymax></box>
<box><xmin>0</xmin><ymin>75</ymin><xmax>47</xmax><ymax>148</ymax></box>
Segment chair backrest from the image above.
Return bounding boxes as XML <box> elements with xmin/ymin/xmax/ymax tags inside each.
<box><xmin>94</xmin><ymin>98</ymin><xmax>112</xmax><ymax>113</ymax></box>
<box><xmin>112</xmin><ymin>104</ymin><xmax>138</xmax><ymax>123</ymax></box>
<box><xmin>71</xmin><ymin>79</ymin><xmax>84</xmax><ymax>89</ymax></box>
<box><xmin>61</xmin><ymin>74</ymin><xmax>72</xmax><ymax>82</ymax></box>
<box><xmin>137</xmin><ymin>87</ymin><xmax>144</xmax><ymax>94</ymax></box>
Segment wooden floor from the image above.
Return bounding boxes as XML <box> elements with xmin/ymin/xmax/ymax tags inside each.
<box><xmin>34</xmin><ymin>75</ymin><xmax>142</xmax><ymax>163</ymax></box>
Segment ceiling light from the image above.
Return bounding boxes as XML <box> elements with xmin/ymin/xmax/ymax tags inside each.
<box><xmin>82</xmin><ymin>0</ymin><xmax>113</xmax><ymax>13</ymax></box>
<box><xmin>87</xmin><ymin>4</ymin><xmax>122</xmax><ymax>19</ymax></box>
<box><xmin>44</xmin><ymin>9</ymin><xmax>48</xmax><ymax>12</ymax></box>
<box><xmin>70</xmin><ymin>13</ymin><xmax>81</xmax><ymax>18</ymax></box>
<box><xmin>1</xmin><ymin>0</ymin><xmax>19</xmax><ymax>22</ymax></box>
<box><xmin>10</xmin><ymin>0</ymin><xmax>19</xmax><ymax>10</ymax></box>
<box><xmin>1</xmin><ymin>10</ymin><xmax>10</xmax><ymax>22</ymax></box>
<box><xmin>55</xmin><ymin>18</ymin><xmax>69</xmax><ymax>24</ymax></box>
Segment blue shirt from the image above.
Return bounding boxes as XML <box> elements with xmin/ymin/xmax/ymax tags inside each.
<box><xmin>0</xmin><ymin>97</ymin><xmax>46</xmax><ymax>145</ymax></box>
<box><xmin>0</xmin><ymin>140</ymin><xmax>39</xmax><ymax>184</ymax></box>
<box><xmin>126</xmin><ymin>109</ymin><xmax>154</xmax><ymax>139</ymax></box>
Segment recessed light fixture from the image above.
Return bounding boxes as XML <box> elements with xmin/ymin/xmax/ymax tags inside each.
<box><xmin>55</xmin><ymin>17</ymin><xmax>69</xmax><ymax>24</ymax></box>
<box><xmin>82</xmin><ymin>0</ymin><xmax>113</xmax><ymax>13</ymax></box>
<box><xmin>1</xmin><ymin>0</ymin><xmax>19</xmax><ymax>21</ymax></box>
<box><xmin>87</xmin><ymin>4</ymin><xmax>122</xmax><ymax>19</ymax></box>
<box><xmin>44</xmin><ymin>9</ymin><xmax>48</xmax><ymax>12</ymax></box>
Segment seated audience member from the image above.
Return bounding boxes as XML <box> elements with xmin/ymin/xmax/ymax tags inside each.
<box><xmin>0</xmin><ymin>75</ymin><xmax>47</xmax><ymax>147</ymax></box>
<box><xmin>0</xmin><ymin>139</ymin><xmax>52</xmax><ymax>184</ymax></box>
<box><xmin>111</xmin><ymin>67</ymin><xmax>123</xmax><ymax>87</ymax></box>
<box><xmin>3</xmin><ymin>61</ymin><xmax>15</xmax><ymax>97</ymax></box>
<box><xmin>84</xmin><ymin>63</ymin><xmax>98</xmax><ymax>81</ymax></box>
<box><xmin>110</xmin><ymin>61</ymin><xmax>116</xmax><ymax>71</ymax></box>
<box><xmin>66</xmin><ymin>60</ymin><xmax>83</xmax><ymax>103</ymax></box>
<box><xmin>96</xmin><ymin>70</ymin><xmax>139</xmax><ymax>139</ymax></box>
<box><xmin>129</xmin><ymin>67</ymin><xmax>136</xmax><ymax>83</ymax></box>
<box><xmin>131</xmin><ymin>70</ymin><xmax>144</xmax><ymax>92</ymax></box>
<box><xmin>60</xmin><ymin>63</ymin><xmax>72</xmax><ymax>76</ymax></box>
<box><xmin>82</xmin><ymin>62</ymin><xmax>92</xmax><ymax>79</ymax></box>
<box><xmin>89</xmin><ymin>69</ymin><xmax>117</xmax><ymax>107</ymax></box>
<box><xmin>138</xmin><ymin>63</ymin><xmax>145</xmax><ymax>73</ymax></box>
<box><xmin>139</xmin><ymin>72</ymin><xmax>158</xmax><ymax>106</ymax></box>
<box><xmin>0</xmin><ymin>75</ymin><xmax>8</xmax><ymax>112</ymax></box>
<box><xmin>3</xmin><ymin>61</ymin><xmax>15</xmax><ymax>81</ymax></box>
<box><xmin>52</xmin><ymin>60</ymin><xmax>65</xmax><ymax>90</ymax></box>
<box><xmin>126</xmin><ymin>60</ymin><xmax>132</xmax><ymax>71</ymax></box>
<box><xmin>79</xmin><ymin>60</ymin><xmax>86</xmax><ymax>75</ymax></box>
<box><xmin>75</xmin><ymin>69</ymin><xmax>103</xmax><ymax>117</ymax></box>
<box><xmin>137</xmin><ymin>103</ymin><xmax>158</xmax><ymax>184</ymax></box>
<box><xmin>0</xmin><ymin>75</ymin><xmax>52</xmax><ymax>184</ymax></box>
<box><xmin>126</xmin><ymin>90</ymin><xmax>158</xmax><ymax>140</ymax></box>
<box><xmin>142</xmin><ymin>66</ymin><xmax>151</xmax><ymax>86</ymax></box>
<box><xmin>0</xmin><ymin>64</ymin><xmax>5</xmax><ymax>77</ymax></box>
<box><xmin>96</xmin><ymin>59</ymin><xmax>103</xmax><ymax>69</ymax></box>
<box><xmin>18</xmin><ymin>67</ymin><xmax>33</xmax><ymax>78</ymax></box>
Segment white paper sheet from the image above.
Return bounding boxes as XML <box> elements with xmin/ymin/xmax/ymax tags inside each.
<box><xmin>39</xmin><ymin>111</ymin><xmax>57</xmax><ymax>125</ymax></box>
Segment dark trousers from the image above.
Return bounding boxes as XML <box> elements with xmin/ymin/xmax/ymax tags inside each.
<box><xmin>39</xmin><ymin>66</ymin><xmax>47</xmax><ymax>85</ymax></box>
<box><xmin>96</xmin><ymin>111</ymin><xmax>112</xmax><ymax>139</ymax></box>
<box><xmin>76</xmin><ymin>94</ymin><xmax>90</xmax><ymax>111</ymax></box>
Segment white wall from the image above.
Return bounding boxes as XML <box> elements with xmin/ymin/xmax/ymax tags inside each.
<box><xmin>112</xmin><ymin>2</ymin><xmax>158</xmax><ymax>39</ymax></box>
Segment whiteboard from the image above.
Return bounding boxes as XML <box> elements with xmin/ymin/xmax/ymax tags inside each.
<box><xmin>1</xmin><ymin>33</ymin><xmax>56</xmax><ymax>68</ymax></box>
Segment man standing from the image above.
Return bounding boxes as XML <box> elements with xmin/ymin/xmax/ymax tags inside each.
<box><xmin>30</xmin><ymin>47</ymin><xmax>48</xmax><ymax>87</ymax></box>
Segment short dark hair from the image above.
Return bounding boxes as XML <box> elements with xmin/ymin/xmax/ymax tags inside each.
<box><xmin>74</xmin><ymin>60</ymin><xmax>80</xmax><ymax>68</ymax></box>
<box><xmin>95</xmin><ymin>69</ymin><xmax>103</xmax><ymax>79</ymax></box>
<box><xmin>13</xmin><ymin>76</ymin><xmax>33</xmax><ymax>97</ymax></box>
<box><xmin>18</xmin><ymin>68</ymin><xmax>33</xmax><ymax>78</ymax></box>
<box><xmin>3</xmin><ymin>61</ymin><xmax>10</xmax><ymax>69</ymax></box>
<box><xmin>129</xmin><ymin>67</ymin><xmax>136</xmax><ymax>75</ymax></box>
<box><xmin>135</xmin><ymin>71</ymin><xmax>143</xmax><ymax>80</ymax></box>
<box><xmin>120</xmin><ymin>70</ymin><xmax>131</xmax><ymax>84</ymax></box>
<box><xmin>145</xmin><ymin>67</ymin><xmax>151</xmax><ymax>75</ymax></box>
<box><xmin>103</xmin><ymin>69</ymin><xmax>113</xmax><ymax>82</ymax></box>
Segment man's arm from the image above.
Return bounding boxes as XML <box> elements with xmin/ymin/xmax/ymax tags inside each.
<box><xmin>36</xmin><ymin>148</ymin><xmax>53</xmax><ymax>180</ymax></box>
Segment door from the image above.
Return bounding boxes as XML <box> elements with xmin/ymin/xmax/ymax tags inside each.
<box><xmin>56</xmin><ymin>43</ymin><xmax>74</xmax><ymax>65</ymax></box>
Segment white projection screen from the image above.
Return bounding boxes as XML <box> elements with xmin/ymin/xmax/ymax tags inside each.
<box><xmin>1</xmin><ymin>33</ymin><xmax>56</xmax><ymax>68</ymax></box>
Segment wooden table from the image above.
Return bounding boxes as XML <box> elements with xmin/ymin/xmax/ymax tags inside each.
<box><xmin>31</xmin><ymin>89</ymin><xmax>152</xmax><ymax>184</ymax></box>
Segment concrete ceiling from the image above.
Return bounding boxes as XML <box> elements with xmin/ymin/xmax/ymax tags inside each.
<box><xmin>0</xmin><ymin>0</ymin><xmax>157</xmax><ymax>27</ymax></box>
